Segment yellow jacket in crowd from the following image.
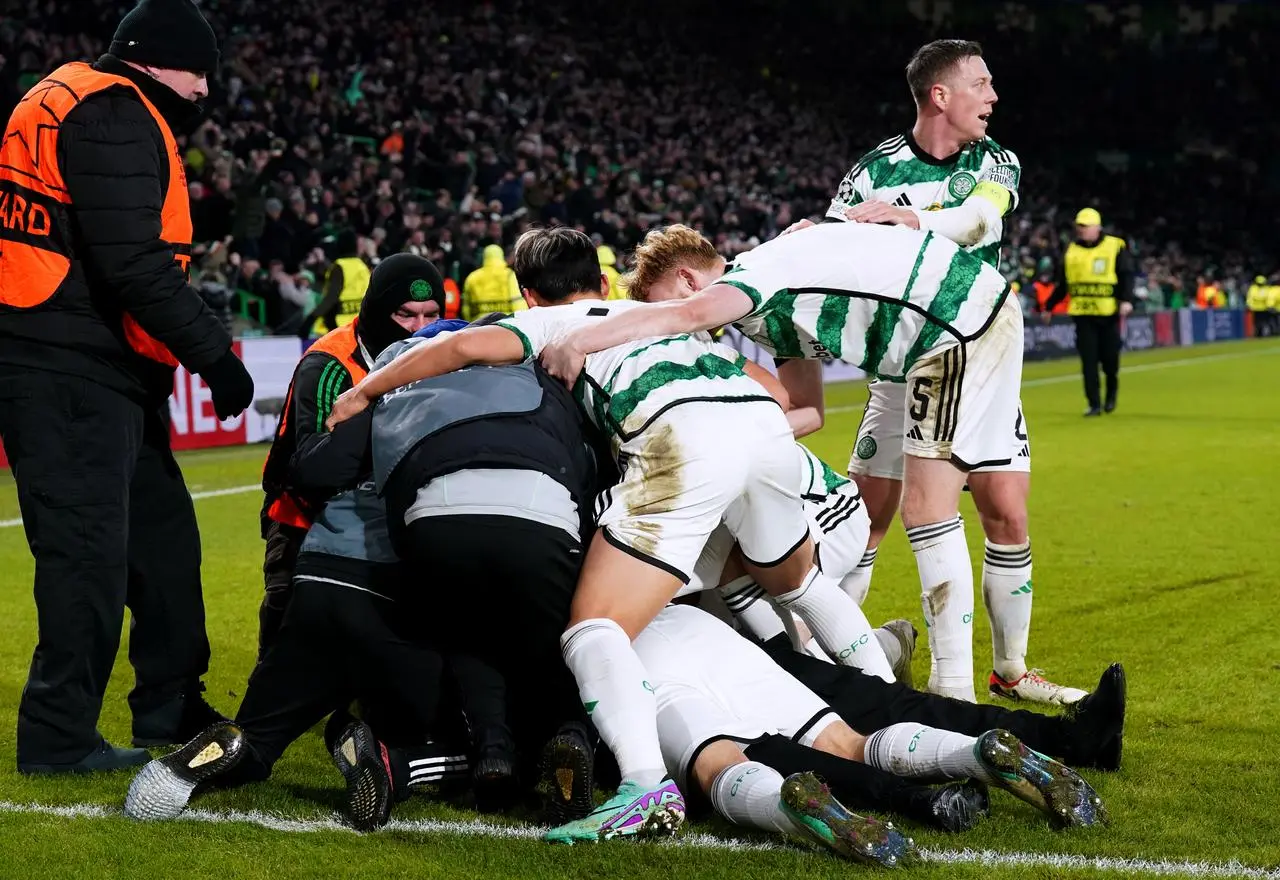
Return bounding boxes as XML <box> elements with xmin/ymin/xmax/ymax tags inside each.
<box><xmin>1247</xmin><ymin>277</ymin><xmax>1270</xmax><ymax>312</ymax></box>
<box><xmin>462</xmin><ymin>244</ymin><xmax>527</xmax><ymax>321</ymax></box>
<box><xmin>599</xmin><ymin>245</ymin><xmax>628</xmax><ymax>300</ymax></box>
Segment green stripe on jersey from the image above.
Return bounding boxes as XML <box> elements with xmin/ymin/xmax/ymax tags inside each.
<box><xmin>821</xmin><ymin>459</ymin><xmax>849</xmax><ymax>493</ymax></box>
<box><xmin>860</xmin><ymin>232</ymin><xmax>932</xmax><ymax>374</ymax></box>
<box><xmin>816</xmin><ymin>296</ymin><xmax>851</xmax><ymax>359</ymax></box>
<box><xmin>721</xmin><ymin>277</ymin><xmax>766</xmax><ymax>312</ymax></box>
<box><xmin>603</xmin><ymin>335</ymin><xmax>694</xmax><ymax>394</ymax></box>
<box><xmin>901</xmin><ymin>249</ymin><xmax>984</xmax><ymax>368</ymax></box>
<box><xmin>763</xmin><ymin>296</ymin><xmax>802</xmax><ymax>358</ymax></box>
<box><xmin>495</xmin><ymin>322</ymin><xmax>533</xmax><ymax>360</ymax></box>
<box><xmin>608</xmin><ymin>353</ymin><xmax>748</xmax><ymax>427</ymax></box>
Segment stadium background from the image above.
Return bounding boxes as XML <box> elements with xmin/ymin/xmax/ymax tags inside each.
<box><xmin>1</xmin><ymin>2</ymin><xmax>1279</xmax><ymax>877</ymax></box>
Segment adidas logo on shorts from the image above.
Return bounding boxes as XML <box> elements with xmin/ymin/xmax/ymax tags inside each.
<box><xmin>907</xmin><ymin>425</ymin><xmax>924</xmax><ymax>441</ymax></box>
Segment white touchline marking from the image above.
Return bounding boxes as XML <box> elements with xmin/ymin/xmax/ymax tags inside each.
<box><xmin>0</xmin><ymin>484</ymin><xmax>261</xmax><ymax>529</ymax></box>
<box><xmin>1</xmin><ymin>800</ymin><xmax>1276</xmax><ymax>878</ymax></box>
<box><xmin>825</xmin><ymin>344</ymin><xmax>1280</xmax><ymax>415</ymax></box>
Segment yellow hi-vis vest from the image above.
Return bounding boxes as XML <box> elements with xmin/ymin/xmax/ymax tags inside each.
<box><xmin>313</xmin><ymin>256</ymin><xmax>371</xmax><ymax>336</ymax></box>
<box><xmin>1064</xmin><ymin>235</ymin><xmax>1125</xmax><ymax>317</ymax></box>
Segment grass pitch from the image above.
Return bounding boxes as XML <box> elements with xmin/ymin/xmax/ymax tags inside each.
<box><xmin>0</xmin><ymin>340</ymin><xmax>1277</xmax><ymax>879</ymax></box>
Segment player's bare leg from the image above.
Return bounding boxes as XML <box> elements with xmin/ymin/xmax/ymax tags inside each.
<box><xmin>900</xmin><ymin>455</ymin><xmax>976</xmax><ymax>702</ymax></box>
<box><xmin>842</xmin><ymin>474</ymin><xmax>902</xmax><ymax>605</ymax></box>
<box><xmin>968</xmin><ymin>470</ymin><xmax>1087</xmax><ymax>705</ymax></box>
<box><xmin>749</xmin><ymin>537</ymin><xmax>895</xmax><ymax>681</ymax></box>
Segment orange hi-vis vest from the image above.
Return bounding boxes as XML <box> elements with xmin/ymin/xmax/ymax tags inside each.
<box><xmin>0</xmin><ymin>62</ymin><xmax>192</xmax><ymax>366</ymax></box>
<box><xmin>262</xmin><ymin>321</ymin><xmax>369</xmax><ymax>530</ymax></box>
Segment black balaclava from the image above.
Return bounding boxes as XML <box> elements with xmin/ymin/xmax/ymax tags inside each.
<box><xmin>357</xmin><ymin>253</ymin><xmax>447</xmax><ymax>357</ymax></box>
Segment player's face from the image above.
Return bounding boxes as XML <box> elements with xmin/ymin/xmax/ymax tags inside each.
<box><xmin>942</xmin><ymin>56</ymin><xmax>997</xmax><ymax>142</ymax></box>
<box><xmin>392</xmin><ymin>299</ymin><xmax>441</xmax><ymax>334</ymax></box>
<box><xmin>644</xmin><ymin>264</ymin><xmax>725</xmax><ymax>303</ymax></box>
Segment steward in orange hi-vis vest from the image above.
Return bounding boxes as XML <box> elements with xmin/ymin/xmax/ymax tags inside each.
<box><xmin>0</xmin><ymin>56</ymin><xmax>248</xmax><ymax>407</ymax></box>
<box><xmin>0</xmin><ymin>0</ymin><xmax>259</xmax><ymax>775</ymax></box>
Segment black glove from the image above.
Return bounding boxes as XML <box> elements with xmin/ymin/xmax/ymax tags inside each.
<box><xmin>200</xmin><ymin>348</ymin><xmax>255</xmax><ymax>420</ymax></box>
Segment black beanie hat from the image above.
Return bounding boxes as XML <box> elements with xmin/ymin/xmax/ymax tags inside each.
<box><xmin>110</xmin><ymin>0</ymin><xmax>220</xmax><ymax>75</ymax></box>
<box><xmin>357</xmin><ymin>254</ymin><xmax>448</xmax><ymax>357</ymax></box>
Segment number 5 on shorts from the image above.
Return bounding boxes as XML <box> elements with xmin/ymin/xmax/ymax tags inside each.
<box><xmin>909</xmin><ymin>377</ymin><xmax>933</xmax><ymax>422</ymax></box>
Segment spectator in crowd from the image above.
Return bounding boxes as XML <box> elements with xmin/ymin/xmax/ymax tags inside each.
<box><xmin>462</xmin><ymin>244</ymin><xmax>526</xmax><ymax>321</ymax></box>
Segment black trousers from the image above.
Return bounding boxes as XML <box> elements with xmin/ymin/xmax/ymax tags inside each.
<box><xmin>258</xmin><ymin>520</ymin><xmax>307</xmax><ymax>663</ymax></box>
<box><xmin>0</xmin><ymin>369</ymin><xmax>209</xmax><ymax>764</ymax></box>
<box><xmin>228</xmin><ymin>579</ymin><xmax>445</xmax><ymax>783</ymax></box>
<box><xmin>399</xmin><ymin>514</ymin><xmax>585</xmax><ymax>778</ymax></box>
<box><xmin>767</xmin><ymin>640</ymin><xmax>1079</xmax><ymax>764</ymax></box>
<box><xmin>1073</xmin><ymin>315</ymin><xmax>1122</xmax><ymax>408</ymax></box>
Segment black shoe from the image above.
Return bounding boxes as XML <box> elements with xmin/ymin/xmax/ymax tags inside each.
<box><xmin>133</xmin><ymin>688</ymin><xmax>229</xmax><ymax>748</ymax></box>
<box><xmin>472</xmin><ymin>726</ymin><xmax>520</xmax><ymax>814</ymax></box>
<box><xmin>1104</xmin><ymin>398</ymin><xmax>1117</xmax><ymax>414</ymax></box>
<box><xmin>927</xmin><ymin>781</ymin><xmax>990</xmax><ymax>832</ymax></box>
<box><xmin>330</xmin><ymin>719</ymin><xmax>395</xmax><ymax>832</ymax></box>
<box><xmin>538</xmin><ymin>724</ymin><xmax>596</xmax><ymax>825</ymax></box>
<box><xmin>1084</xmin><ymin>406</ymin><xmax>1103</xmax><ymax>417</ymax></box>
<box><xmin>18</xmin><ymin>738</ymin><xmax>151</xmax><ymax>775</ymax></box>
<box><xmin>124</xmin><ymin>722</ymin><xmax>245</xmax><ymax>820</ymax></box>
<box><xmin>1066</xmin><ymin>663</ymin><xmax>1126</xmax><ymax>771</ymax></box>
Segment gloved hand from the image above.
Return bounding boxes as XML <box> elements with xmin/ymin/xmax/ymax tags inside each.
<box><xmin>200</xmin><ymin>348</ymin><xmax>255</xmax><ymax>420</ymax></box>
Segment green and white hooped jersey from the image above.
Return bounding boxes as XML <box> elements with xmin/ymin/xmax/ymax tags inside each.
<box><xmin>798</xmin><ymin>443</ymin><xmax>850</xmax><ymax>501</ymax></box>
<box><xmin>496</xmin><ymin>299</ymin><xmax>772</xmax><ymax>444</ymax></box>
<box><xmin>721</xmin><ymin>222</ymin><xmax>1010</xmax><ymax>380</ymax></box>
<box><xmin>825</xmin><ymin>134</ymin><xmax>1020</xmax><ymax>269</ymax></box>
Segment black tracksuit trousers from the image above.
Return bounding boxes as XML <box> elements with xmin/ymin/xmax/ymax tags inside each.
<box><xmin>0</xmin><ymin>369</ymin><xmax>210</xmax><ymax>765</ymax></box>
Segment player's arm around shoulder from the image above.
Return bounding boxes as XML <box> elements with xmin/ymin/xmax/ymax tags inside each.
<box><xmin>326</xmin><ymin>325</ymin><xmax>526</xmax><ymax>429</ymax></box>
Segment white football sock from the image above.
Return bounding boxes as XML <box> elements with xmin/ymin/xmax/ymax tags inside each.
<box><xmin>709</xmin><ymin>761</ymin><xmax>805</xmax><ymax>836</ymax></box>
<box><xmin>863</xmin><ymin>722</ymin><xmax>994</xmax><ymax>784</ymax></box>
<box><xmin>982</xmin><ymin>540</ymin><xmax>1033</xmax><ymax>681</ymax></box>
<box><xmin>907</xmin><ymin>517</ymin><xmax>976</xmax><ymax>700</ymax></box>
<box><xmin>561</xmin><ymin>618</ymin><xmax>666</xmax><ymax>787</ymax></box>
<box><xmin>718</xmin><ymin>576</ymin><xmax>787</xmax><ymax>642</ymax></box>
<box><xmin>775</xmin><ymin>568</ymin><xmax>895</xmax><ymax>682</ymax></box>
<box><xmin>839</xmin><ymin>546</ymin><xmax>878</xmax><ymax>605</ymax></box>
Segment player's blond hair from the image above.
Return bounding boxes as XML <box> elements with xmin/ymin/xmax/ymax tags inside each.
<box><xmin>623</xmin><ymin>224</ymin><xmax>721</xmax><ymax>301</ymax></box>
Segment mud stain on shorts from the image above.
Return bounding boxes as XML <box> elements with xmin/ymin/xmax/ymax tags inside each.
<box><xmin>623</xmin><ymin>422</ymin><xmax>685</xmax><ymax>557</ymax></box>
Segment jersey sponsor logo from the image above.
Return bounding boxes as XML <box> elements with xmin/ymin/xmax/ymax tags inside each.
<box><xmin>947</xmin><ymin>171</ymin><xmax>977</xmax><ymax>200</ymax></box>
<box><xmin>982</xmin><ymin>163</ymin><xmax>1020</xmax><ymax>192</ymax></box>
<box><xmin>855</xmin><ymin>435</ymin><xmax>877</xmax><ymax>460</ymax></box>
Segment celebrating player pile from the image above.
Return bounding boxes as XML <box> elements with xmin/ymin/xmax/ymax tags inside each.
<box><xmin>541</xmin><ymin>212</ymin><xmax>1021</xmax><ymax>706</ymax></box>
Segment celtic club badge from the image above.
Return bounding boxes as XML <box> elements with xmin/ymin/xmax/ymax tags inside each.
<box><xmin>948</xmin><ymin>172</ymin><xmax>976</xmax><ymax>200</ymax></box>
<box><xmin>409</xmin><ymin>279</ymin><xmax>434</xmax><ymax>301</ymax></box>
<box><xmin>855</xmin><ymin>435</ymin><xmax>878</xmax><ymax>460</ymax></box>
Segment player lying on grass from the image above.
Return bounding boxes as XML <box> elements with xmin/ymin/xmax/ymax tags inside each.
<box><xmin>326</xmin><ymin>227</ymin><xmax>896</xmax><ymax>844</ymax></box>
<box><xmin>625</xmin><ymin>603</ymin><xmax>1106</xmax><ymax>859</ymax></box>
<box><xmin>542</xmin><ymin>221</ymin><xmax>1028</xmax><ymax>706</ymax></box>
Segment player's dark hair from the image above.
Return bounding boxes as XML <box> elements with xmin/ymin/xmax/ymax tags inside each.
<box><xmin>512</xmin><ymin>227</ymin><xmax>601</xmax><ymax>303</ymax></box>
<box><xmin>906</xmin><ymin>39</ymin><xmax>984</xmax><ymax>107</ymax></box>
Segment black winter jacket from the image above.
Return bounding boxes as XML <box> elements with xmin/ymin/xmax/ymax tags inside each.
<box><xmin>0</xmin><ymin>55</ymin><xmax>233</xmax><ymax>404</ymax></box>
